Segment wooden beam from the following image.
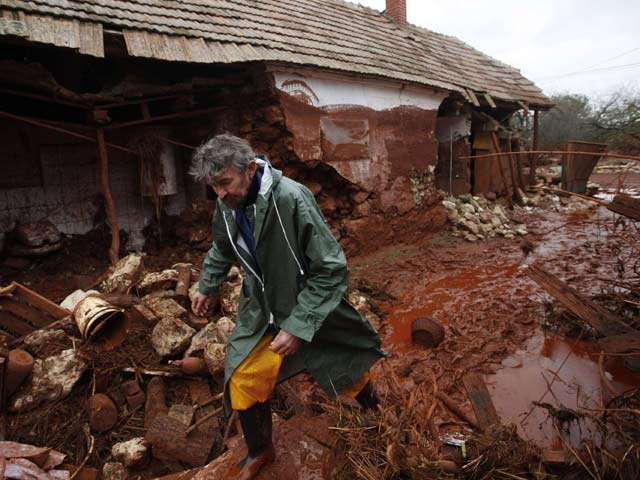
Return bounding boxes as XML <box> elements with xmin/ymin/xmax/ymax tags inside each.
<box><xmin>465</xmin><ymin>89</ymin><xmax>481</xmax><ymax>107</ymax></box>
<box><xmin>104</xmin><ymin>105</ymin><xmax>229</xmax><ymax>130</ymax></box>
<box><xmin>483</xmin><ymin>93</ymin><xmax>497</xmax><ymax>109</ymax></box>
<box><xmin>608</xmin><ymin>193</ymin><xmax>640</xmax><ymax>221</ymax></box>
<box><xmin>462</xmin><ymin>373</ymin><xmax>500</xmax><ymax>430</ymax></box>
<box><xmin>11</xmin><ymin>282</ymin><xmax>69</xmax><ymax>319</ymax></box>
<box><xmin>0</xmin><ymin>110</ymin><xmax>137</xmax><ymax>156</ymax></box>
<box><xmin>598</xmin><ymin>332</ymin><xmax>640</xmax><ymax>354</ymax></box>
<box><xmin>526</xmin><ymin>264</ymin><xmax>633</xmax><ymax>337</ymax></box>
<box><xmin>96</xmin><ymin>128</ymin><xmax>120</xmax><ymax>266</ymax></box>
<box><xmin>490</xmin><ymin>132</ymin><xmax>515</xmax><ymax>204</ymax></box>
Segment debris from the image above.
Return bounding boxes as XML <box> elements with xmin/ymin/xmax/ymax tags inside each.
<box><xmin>608</xmin><ymin>193</ymin><xmax>640</xmax><ymax>221</ymax></box>
<box><xmin>175</xmin><ymin>265</ymin><xmax>192</xmax><ymax>303</ymax></box>
<box><xmin>73</xmin><ymin>295</ymin><xmax>129</xmax><ymax>348</ymax></box>
<box><xmin>151</xmin><ymin>318</ymin><xmax>195</xmax><ymax>358</ymax></box>
<box><xmin>462</xmin><ymin>372</ymin><xmax>500</xmax><ymax>431</ymax></box>
<box><xmin>100</xmin><ymin>253</ymin><xmax>144</xmax><ymax>294</ymax></box>
<box><xmin>23</xmin><ymin>329</ymin><xmax>70</xmax><ymax>357</ymax></box>
<box><xmin>131</xmin><ymin>303</ymin><xmax>158</xmax><ymax>325</ymax></box>
<box><xmin>436</xmin><ymin>391</ymin><xmax>480</xmax><ymax>430</ymax></box>
<box><xmin>121</xmin><ymin>380</ymin><xmax>146</xmax><ymax>409</ymax></box>
<box><xmin>526</xmin><ymin>264</ymin><xmax>632</xmax><ymax>336</ymax></box>
<box><xmin>59</xmin><ymin>289</ymin><xmax>100</xmax><ymax>312</ymax></box>
<box><xmin>0</xmin><ymin>282</ymin><xmax>69</xmax><ymax>342</ymax></box>
<box><xmin>145</xmin><ymin>413</ymin><xmax>216</xmax><ymax>467</ymax></box>
<box><xmin>137</xmin><ymin>270</ymin><xmax>179</xmax><ymax>294</ymax></box>
<box><xmin>87</xmin><ymin>393</ymin><xmax>118</xmax><ymax>433</ymax></box>
<box><xmin>8</xmin><ymin>221</ymin><xmax>63</xmax><ymax>257</ymax></box>
<box><xmin>183</xmin><ymin>317</ymin><xmax>234</xmax><ymax>358</ymax></box>
<box><xmin>111</xmin><ymin>438</ymin><xmax>150</xmax><ymax>469</ymax></box>
<box><xmin>5</xmin><ymin>349</ymin><xmax>34</xmax><ymax>397</ymax></box>
<box><xmin>102</xmin><ymin>462</ymin><xmax>128</xmax><ymax>480</ymax></box>
<box><xmin>203</xmin><ymin>343</ymin><xmax>225</xmax><ymax>375</ymax></box>
<box><xmin>145</xmin><ymin>297</ymin><xmax>188</xmax><ymax>322</ymax></box>
<box><xmin>172</xmin><ymin>357</ymin><xmax>208</xmax><ymax>376</ymax></box>
<box><xmin>9</xmin><ymin>349</ymin><xmax>87</xmax><ymax>412</ymax></box>
<box><xmin>144</xmin><ymin>377</ymin><xmax>168</xmax><ymax>429</ymax></box>
<box><xmin>411</xmin><ymin>317</ymin><xmax>445</xmax><ymax>348</ymax></box>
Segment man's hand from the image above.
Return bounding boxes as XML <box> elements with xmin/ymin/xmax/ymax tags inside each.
<box><xmin>269</xmin><ymin>330</ymin><xmax>301</xmax><ymax>356</ymax></box>
<box><xmin>191</xmin><ymin>291</ymin><xmax>219</xmax><ymax>317</ymax></box>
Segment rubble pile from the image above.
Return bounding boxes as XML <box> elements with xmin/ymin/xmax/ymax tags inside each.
<box><xmin>443</xmin><ymin>194</ymin><xmax>528</xmax><ymax>242</ymax></box>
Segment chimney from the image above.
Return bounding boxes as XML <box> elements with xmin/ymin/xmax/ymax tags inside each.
<box><xmin>385</xmin><ymin>0</ymin><xmax>407</xmax><ymax>27</ymax></box>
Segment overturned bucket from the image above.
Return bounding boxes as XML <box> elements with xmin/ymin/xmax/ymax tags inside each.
<box><xmin>74</xmin><ymin>295</ymin><xmax>130</xmax><ymax>350</ymax></box>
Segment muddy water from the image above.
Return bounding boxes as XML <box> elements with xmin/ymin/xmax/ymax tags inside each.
<box><xmin>384</xmin><ymin>262</ymin><xmax>521</xmax><ymax>345</ymax></box>
<box><xmin>487</xmin><ymin>330</ymin><xmax>640</xmax><ymax>449</ymax></box>
<box><xmin>382</xmin><ymin>205</ymin><xmax>640</xmax><ymax>449</ymax></box>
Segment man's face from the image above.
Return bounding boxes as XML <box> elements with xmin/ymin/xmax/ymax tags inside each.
<box><xmin>209</xmin><ymin>161</ymin><xmax>257</xmax><ymax>209</ymax></box>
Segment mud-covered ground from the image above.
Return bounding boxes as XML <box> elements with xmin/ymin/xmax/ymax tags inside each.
<box><xmin>1</xmin><ymin>170</ymin><xmax>639</xmax><ymax>479</ymax></box>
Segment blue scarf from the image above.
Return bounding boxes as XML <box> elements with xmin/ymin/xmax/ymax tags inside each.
<box><xmin>234</xmin><ymin>168</ymin><xmax>263</xmax><ymax>274</ymax></box>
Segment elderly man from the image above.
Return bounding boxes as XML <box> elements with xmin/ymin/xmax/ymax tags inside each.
<box><xmin>190</xmin><ymin>134</ymin><xmax>384</xmax><ymax>479</ymax></box>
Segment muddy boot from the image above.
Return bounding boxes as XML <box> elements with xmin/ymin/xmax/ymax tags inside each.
<box><xmin>355</xmin><ymin>381</ymin><xmax>380</xmax><ymax>410</ymax></box>
<box><xmin>228</xmin><ymin>401</ymin><xmax>275</xmax><ymax>480</ymax></box>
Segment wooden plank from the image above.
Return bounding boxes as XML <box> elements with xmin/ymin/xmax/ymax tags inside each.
<box><xmin>0</xmin><ymin>311</ymin><xmax>35</xmax><ymax>337</ymax></box>
<box><xmin>490</xmin><ymin>132</ymin><xmax>515</xmax><ymax>203</ymax></box>
<box><xmin>78</xmin><ymin>22</ymin><xmax>104</xmax><ymax>58</ymax></box>
<box><xmin>598</xmin><ymin>332</ymin><xmax>640</xmax><ymax>354</ymax></box>
<box><xmin>465</xmin><ymin>88</ymin><xmax>481</xmax><ymax>107</ymax></box>
<box><xmin>526</xmin><ymin>264</ymin><xmax>632</xmax><ymax>336</ymax></box>
<box><xmin>0</xmin><ymin>298</ymin><xmax>53</xmax><ymax>328</ymax></box>
<box><xmin>483</xmin><ymin>92</ymin><xmax>496</xmax><ymax>109</ymax></box>
<box><xmin>607</xmin><ymin>193</ymin><xmax>640</xmax><ymax>221</ymax></box>
<box><xmin>462</xmin><ymin>372</ymin><xmax>500</xmax><ymax>430</ymax></box>
<box><xmin>11</xmin><ymin>283</ymin><xmax>69</xmax><ymax>320</ymax></box>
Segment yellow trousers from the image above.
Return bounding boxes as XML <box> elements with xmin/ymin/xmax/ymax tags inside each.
<box><xmin>229</xmin><ymin>334</ymin><xmax>370</xmax><ymax>410</ymax></box>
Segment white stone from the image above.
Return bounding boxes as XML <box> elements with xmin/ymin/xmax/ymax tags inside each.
<box><xmin>460</xmin><ymin>203</ymin><xmax>475</xmax><ymax>215</ymax></box>
<box><xmin>103</xmin><ymin>462</ymin><xmax>128</xmax><ymax>480</ymax></box>
<box><xmin>100</xmin><ymin>253</ymin><xmax>144</xmax><ymax>294</ymax></box>
<box><xmin>151</xmin><ymin>318</ymin><xmax>195</xmax><ymax>358</ymax></box>
<box><xmin>9</xmin><ymin>349</ymin><xmax>87</xmax><ymax>412</ymax></box>
<box><xmin>112</xmin><ymin>438</ymin><xmax>149</xmax><ymax>468</ymax></box>
<box><xmin>204</xmin><ymin>343</ymin><xmax>226</xmax><ymax>375</ymax></box>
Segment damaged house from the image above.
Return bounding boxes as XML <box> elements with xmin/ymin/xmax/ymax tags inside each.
<box><xmin>0</xmin><ymin>0</ymin><xmax>554</xmax><ymax>261</ymax></box>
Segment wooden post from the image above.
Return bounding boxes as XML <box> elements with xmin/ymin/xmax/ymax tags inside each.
<box><xmin>490</xmin><ymin>132</ymin><xmax>516</xmax><ymax>204</ymax></box>
<box><xmin>529</xmin><ymin>109</ymin><xmax>539</xmax><ymax>185</ymax></box>
<box><xmin>96</xmin><ymin>128</ymin><xmax>120</xmax><ymax>266</ymax></box>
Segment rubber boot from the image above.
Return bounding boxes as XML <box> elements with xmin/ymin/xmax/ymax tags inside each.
<box><xmin>355</xmin><ymin>380</ymin><xmax>380</xmax><ymax>410</ymax></box>
<box><xmin>228</xmin><ymin>401</ymin><xmax>275</xmax><ymax>480</ymax></box>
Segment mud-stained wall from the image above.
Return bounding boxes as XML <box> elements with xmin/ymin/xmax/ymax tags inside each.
<box><xmin>271</xmin><ymin>68</ymin><xmax>446</xmax><ymax>214</ymax></box>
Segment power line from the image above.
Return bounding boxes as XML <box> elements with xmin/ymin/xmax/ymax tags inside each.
<box><xmin>537</xmin><ymin>61</ymin><xmax>640</xmax><ymax>82</ymax></box>
<box><xmin>581</xmin><ymin>46</ymin><xmax>640</xmax><ymax>71</ymax></box>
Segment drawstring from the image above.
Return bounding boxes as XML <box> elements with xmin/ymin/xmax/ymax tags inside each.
<box><xmin>272</xmin><ymin>195</ymin><xmax>305</xmax><ymax>276</ymax></box>
<box><xmin>223</xmin><ymin>211</ymin><xmax>265</xmax><ymax>291</ymax></box>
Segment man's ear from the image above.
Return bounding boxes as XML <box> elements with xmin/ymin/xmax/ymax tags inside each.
<box><xmin>246</xmin><ymin>160</ymin><xmax>257</xmax><ymax>178</ymax></box>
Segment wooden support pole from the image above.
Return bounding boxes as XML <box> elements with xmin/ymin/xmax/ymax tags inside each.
<box><xmin>530</xmin><ymin>109</ymin><xmax>539</xmax><ymax>185</ymax></box>
<box><xmin>96</xmin><ymin>128</ymin><xmax>120</xmax><ymax>266</ymax></box>
<box><xmin>490</xmin><ymin>132</ymin><xmax>517</xmax><ymax>204</ymax></box>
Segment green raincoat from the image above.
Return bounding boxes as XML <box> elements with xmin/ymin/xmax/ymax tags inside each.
<box><xmin>198</xmin><ymin>159</ymin><xmax>384</xmax><ymax>406</ymax></box>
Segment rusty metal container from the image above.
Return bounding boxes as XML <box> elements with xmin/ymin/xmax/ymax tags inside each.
<box><xmin>411</xmin><ymin>317</ymin><xmax>445</xmax><ymax>348</ymax></box>
<box><xmin>73</xmin><ymin>295</ymin><xmax>129</xmax><ymax>349</ymax></box>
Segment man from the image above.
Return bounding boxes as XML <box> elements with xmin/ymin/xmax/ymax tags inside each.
<box><xmin>190</xmin><ymin>134</ymin><xmax>384</xmax><ymax>479</ymax></box>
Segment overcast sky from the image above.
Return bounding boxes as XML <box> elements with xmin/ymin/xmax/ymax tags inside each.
<box><xmin>355</xmin><ymin>0</ymin><xmax>640</xmax><ymax>100</ymax></box>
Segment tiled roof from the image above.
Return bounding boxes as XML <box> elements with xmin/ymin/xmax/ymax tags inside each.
<box><xmin>0</xmin><ymin>0</ymin><xmax>553</xmax><ymax>108</ymax></box>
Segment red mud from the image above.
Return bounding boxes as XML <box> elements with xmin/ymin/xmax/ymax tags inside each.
<box><xmin>351</xmin><ymin>199</ymin><xmax>640</xmax><ymax>453</ymax></box>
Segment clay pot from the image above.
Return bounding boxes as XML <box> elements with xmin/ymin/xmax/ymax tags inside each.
<box><xmin>5</xmin><ymin>349</ymin><xmax>34</xmax><ymax>397</ymax></box>
<box><xmin>87</xmin><ymin>393</ymin><xmax>118</xmax><ymax>433</ymax></box>
<box><xmin>179</xmin><ymin>357</ymin><xmax>208</xmax><ymax>376</ymax></box>
<box><xmin>411</xmin><ymin>317</ymin><xmax>445</xmax><ymax>348</ymax></box>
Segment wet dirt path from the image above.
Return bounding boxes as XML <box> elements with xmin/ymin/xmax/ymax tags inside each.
<box><xmin>350</xmin><ymin>202</ymin><xmax>640</xmax><ymax>451</ymax></box>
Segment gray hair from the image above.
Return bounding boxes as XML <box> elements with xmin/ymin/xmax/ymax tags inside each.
<box><xmin>189</xmin><ymin>134</ymin><xmax>255</xmax><ymax>183</ymax></box>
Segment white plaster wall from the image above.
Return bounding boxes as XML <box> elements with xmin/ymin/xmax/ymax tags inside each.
<box><xmin>271</xmin><ymin>67</ymin><xmax>447</xmax><ymax>111</ymax></box>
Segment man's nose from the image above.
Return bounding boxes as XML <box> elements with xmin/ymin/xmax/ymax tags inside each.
<box><xmin>214</xmin><ymin>186</ymin><xmax>227</xmax><ymax>198</ymax></box>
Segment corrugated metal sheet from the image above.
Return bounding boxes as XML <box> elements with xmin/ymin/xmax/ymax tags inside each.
<box><xmin>0</xmin><ymin>0</ymin><xmax>552</xmax><ymax>107</ymax></box>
